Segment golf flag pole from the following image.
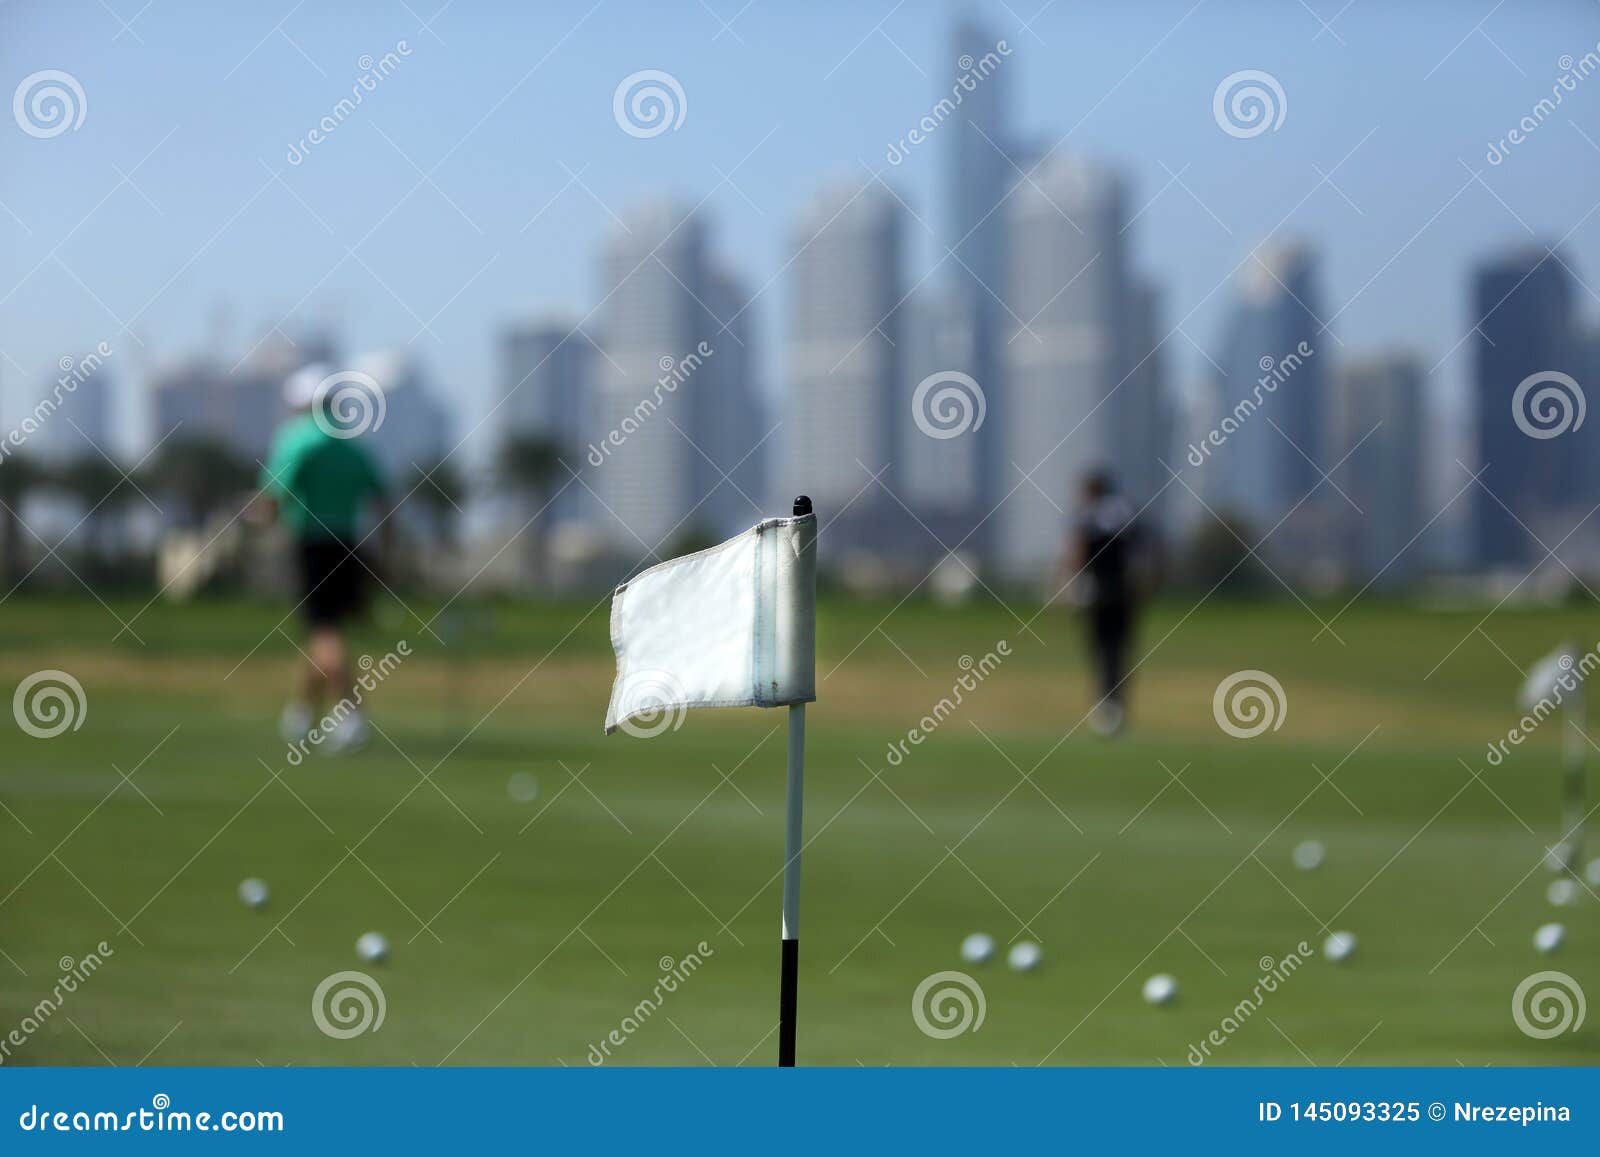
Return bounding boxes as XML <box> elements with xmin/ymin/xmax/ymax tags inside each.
<box><xmin>603</xmin><ymin>494</ymin><xmax>818</xmax><ymax>1067</ymax></box>
<box><xmin>778</xmin><ymin>494</ymin><xmax>811</xmax><ymax>1068</ymax></box>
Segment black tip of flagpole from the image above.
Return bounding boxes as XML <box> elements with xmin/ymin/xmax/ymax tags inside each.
<box><xmin>793</xmin><ymin>495</ymin><xmax>812</xmax><ymax>517</ymax></box>
<box><xmin>778</xmin><ymin>938</ymin><xmax>799</xmax><ymax>1067</ymax></box>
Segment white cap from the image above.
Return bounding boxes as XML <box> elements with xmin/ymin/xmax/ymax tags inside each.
<box><xmin>283</xmin><ymin>362</ymin><xmax>329</xmax><ymax>411</ymax></box>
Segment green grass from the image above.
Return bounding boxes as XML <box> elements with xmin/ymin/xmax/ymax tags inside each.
<box><xmin>1</xmin><ymin>591</ymin><xmax>1596</xmax><ymax>1066</ymax></box>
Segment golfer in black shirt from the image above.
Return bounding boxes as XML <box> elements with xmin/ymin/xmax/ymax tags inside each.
<box><xmin>1060</xmin><ymin>470</ymin><xmax>1144</xmax><ymax>737</ymax></box>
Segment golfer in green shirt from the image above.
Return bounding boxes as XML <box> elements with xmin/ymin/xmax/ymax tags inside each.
<box><xmin>255</xmin><ymin>364</ymin><xmax>390</xmax><ymax>753</ymax></box>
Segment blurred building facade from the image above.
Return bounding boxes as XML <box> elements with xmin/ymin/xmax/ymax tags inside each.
<box><xmin>498</xmin><ymin>313</ymin><xmax>593</xmax><ymax>526</ymax></box>
<box><xmin>72</xmin><ymin>15</ymin><xmax>1592</xmax><ymax>596</ymax></box>
<box><xmin>995</xmin><ymin>153</ymin><xmax>1130</xmax><ymax>579</ymax></box>
<box><xmin>1208</xmin><ymin>241</ymin><xmax>1327</xmax><ymax>537</ymax></box>
<box><xmin>899</xmin><ymin>288</ymin><xmax>983</xmax><ymax>540</ymax></box>
<box><xmin>1470</xmin><ymin>248</ymin><xmax>1591</xmax><ymax>573</ymax></box>
<box><xmin>698</xmin><ymin>269</ymin><xmax>768</xmax><ymax>536</ymax></box>
<box><xmin>780</xmin><ymin>179</ymin><xmax>904</xmax><ymax>551</ymax></box>
<box><xmin>149</xmin><ymin>332</ymin><xmax>333</xmax><ymax>462</ymax></box>
<box><xmin>591</xmin><ymin>199</ymin><xmax>712</xmax><ymax>555</ymax></box>
<box><xmin>589</xmin><ymin>198</ymin><xmax>768</xmax><ymax>562</ymax></box>
<box><xmin>945</xmin><ymin>16</ymin><xmax>1013</xmax><ymax>535</ymax></box>
<box><xmin>29</xmin><ymin>354</ymin><xmax>113</xmax><ymax>465</ymax></box>
<box><xmin>348</xmin><ymin>349</ymin><xmax>453</xmax><ymax>486</ymax></box>
<box><xmin>1118</xmin><ymin>279</ymin><xmax>1174</xmax><ymax>532</ymax></box>
<box><xmin>1328</xmin><ymin>354</ymin><xmax>1425</xmax><ymax>585</ymax></box>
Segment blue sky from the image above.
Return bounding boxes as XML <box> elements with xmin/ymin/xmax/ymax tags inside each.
<box><xmin>3</xmin><ymin>0</ymin><xmax>1598</xmax><ymax>464</ymax></box>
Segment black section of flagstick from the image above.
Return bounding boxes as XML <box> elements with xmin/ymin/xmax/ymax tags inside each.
<box><xmin>778</xmin><ymin>493</ymin><xmax>811</xmax><ymax>1069</ymax></box>
<box><xmin>778</xmin><ymin>937</ymin><xmax>799</xmax><ymax>1066</ymax></box>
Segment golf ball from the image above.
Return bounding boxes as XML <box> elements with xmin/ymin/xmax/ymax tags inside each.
<box><xmin>1534</xmin><ymin>922</ymin><xmax>1566</xmax><ymax>954</ymax></box>
<box><xmin>1586</xmin><ymin>858</ymin><xmax>1600</xmax><ymax>887</ymax></box>
<box><xmin>1547</xmin><ymin>877</ymin><xmax>1579</xmax><ymax>907</ymax></box>
<box><xmin>1323</xmin><ymin>930</ymin><xmax>1357</xmax><ymax>963</ymax></box>
<box><xmin>1007</xmin><ymin>940</ymin><xmax>1043</xmax><ymax>972</ymax></box>
<box><xmin>237</xmin><ymin>878</ymin><xmax>269</xmax><ymax>910</ymax></box>
<box><xmin>1292</xmin><ymin>839</ymin><xmax>1325</xmax><ymax>871</ymax></box>
<box><xmin>355</xmin><ymin>931</ymin><xmax>390</xmax><ymax>964</ymax></box>
<box><xmin>507</xmin><ymin>772</ymin><xmax>540</xmax><ymax>803</ymax></box>
<box><xmin>1142</xmin><ymin>973</ymin><xmax>1178</xmax><ymax>1005</ymax></box>
<box><xmin>960</xmin><ymin>932</ymin><xmax>996</xmax><ymax>965</ymax></box>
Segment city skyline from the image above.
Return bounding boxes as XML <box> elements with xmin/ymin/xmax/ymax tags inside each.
<box><xmin>6</xmin><ymin>2</ymin><xmax>1598</xmax><ymax>461</ymax></box>
<box><xmin>5</xmin><ymin>2</ymin><xmax>1600</xmax><ymax>582</ymax></box>
<box><xmin>25</xmin><ymin>140</ymin><xmax>1595</xmax><ymax>581</ymax></box>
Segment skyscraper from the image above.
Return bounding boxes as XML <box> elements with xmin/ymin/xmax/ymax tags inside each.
<box><xmin>945</xmin><ymin>16</ymin><xmax>1012</xmax><ymax>537</ymax></box>
<box><xmin>349</xmin><ymin>349</ymin><xmax>453</xmax><ymax>487</ymax></box>
<box><xmin>591</xmin><ymin>198</ymin><xmax>765</xmax><ymax>558</ymax></box>
<box><xmin>149</xmin><ymin>358</ymin><xmax>226</xmax><ymax>452</ymax></box>
<box><xmin>149</xmin><ymin>329</ymin><xmax>339</xmax><ymax>463</ymax></box>
<box><xmin>592</xmin><ymin>198</ymin><xmax>713</xmax><ymax>557</ymax></box>
<box><xmin>1170</xmin><ymin>376</ymin><xmax>1224</xmax><ymax>541</ymax></box>
<box><xmin>1471</xmin><ymin>247</ymin><xmax>1581</xmax><ymax>570</ymax></box>
<box><xmin>945</xmin><ymin>18</ymin><xmax>1009</xmax><ymax>306</ymax></box>
<box><xmin>995</xmin><ymin>152</ymin><xmax>1129</xmax><ymax>579</ymax></box>
<box><xmin>499</xmin><ymin>312</ymin><xmax>592</xmax><ymax>525</ymax></box>
<box><xmin>899</xmin><ymin>288</ymin><xmax>983</xmax><ymax>539</ymax></box>
<box><xmin>1114</xmin><ymin>279</ymin><xmax>1173</xmax><ymax>529</ymax></box>
<box><xmin>1329</xmin><ymin>354</ymin><xmax>1426</xmax><ymax>584</ymax></box>
<box><xmin>30</xmin><ymin>349</ymin><xmax>114</xmax><ymax>465</ymax></box>
<box><xmin>781</xmin><ymin>177</ymin><xmax>903</xmax><ymax>545</ymax></box>
<box><xmin>697</xmin><ymin>269</ymin><xmax>768</xmax><ymax>537</ymax></box>
<box><xmin>1209</xmin><ymin>240</ymin><xmax>1327</xmax><ymax>534</ymax></box>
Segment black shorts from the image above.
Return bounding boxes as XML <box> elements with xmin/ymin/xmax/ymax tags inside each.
<box><xmin>297</xmin><ymin>539</ymin><xmax>370</xmax><ymax>627</ymax></box>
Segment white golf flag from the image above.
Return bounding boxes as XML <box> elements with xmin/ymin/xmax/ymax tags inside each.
<box><xmin>605</xmin><ymin>511</ymin><xmax>817</xmax><ymax>734</ymax></box>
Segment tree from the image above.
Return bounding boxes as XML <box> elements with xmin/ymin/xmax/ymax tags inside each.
<box><xmin>404</xmin><ymin>457</ymin><xmax>466</xmax><ymax>548</ymax></box>
<box><xmin>141</xmin><ymin>436</ymin><xmax>256</xmax><ymax>528</ymax></box>
<box><xmin>53</xmin><ymin>453</ymin><xmax>139</xmax><ymax>560</ymax></box>
<box><xmin>494</xmin><ymin>433</ymin><xmax>566</xmax><ymax>586</ymax></box>
<box><xmin>0</xmin><ymin>454</ymin><xmax>43</xmax><ymax>589</ymax></box>
<box><xmin>1178</xmin><ymin>511</ymin><xmax>1268</xmax><ymax>595</ymax></box>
